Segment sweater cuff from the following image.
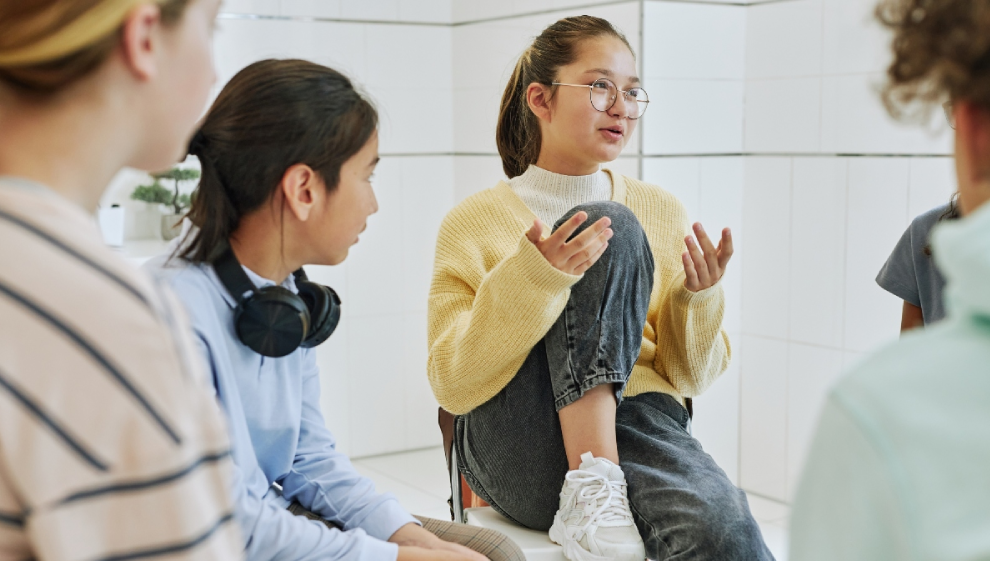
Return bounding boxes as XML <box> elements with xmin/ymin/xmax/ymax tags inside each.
<box><xmin>357</xmin><ymin>499</ymin><xmax>420</xmax><ymax>542</ymax></box>
<box><xmin>512</xmin><ymin>235</ymin><xmax>583</xmax><ymax>293</ymax></box>
<box><xmin>671</xmin><ymin>275</ymin><xmax>724</xmax><ymax>307</ymax></box>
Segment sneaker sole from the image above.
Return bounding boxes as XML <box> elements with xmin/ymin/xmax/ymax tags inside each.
<box><xmin>550</xmin><ymin>515</ymin><xmax>621</xmax><ymax>561</ymax></box>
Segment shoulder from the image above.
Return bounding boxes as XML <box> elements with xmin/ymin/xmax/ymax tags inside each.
<box><xmin>909</xmin><ymin>202</ymin><xmax>952</xmax><ymax>238</ymax></box>
<box><xmin>620</xmin><ymin>176</ymin><xmax>689</xmax><ymax>223</ymax></box>
<box><xmin>143</xmin><ymin>255</ymin><xmax>229</xmax><ymax>329</ymax></box>
<box><xmin>440</xmin><ymin>186</ymin><xmax>512</xmax><ymax>231</ymax></box>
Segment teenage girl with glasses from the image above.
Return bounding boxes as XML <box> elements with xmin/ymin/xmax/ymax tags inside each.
<box><xmin>427</xmin><ymin>15</ymin><xmax>773</xmax><ymax>561</ymax></box>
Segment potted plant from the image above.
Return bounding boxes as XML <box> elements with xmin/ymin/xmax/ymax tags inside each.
<box><xmin>131</xmin><ymin>167</ymin><xmax>199</xmax><ymax>240</ymax></box>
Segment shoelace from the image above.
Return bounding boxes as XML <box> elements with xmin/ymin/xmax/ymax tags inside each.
<box><xmin>564</xmin><ymin>470</ymin><xmax>634</xmax><ymax>538</ymax></box>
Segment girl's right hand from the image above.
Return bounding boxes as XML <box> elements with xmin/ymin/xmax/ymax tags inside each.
<box><xmin>397</xmin><ymin>546</ymin><xmax>488</xmax><ymax>561</ymax></box>
<box><xmin>526</xmin><ymin>212</ymin><xmax>613</xmax><ymax>275</ymax></box>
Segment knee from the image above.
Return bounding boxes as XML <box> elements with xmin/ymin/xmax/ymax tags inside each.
<box><xmin>556</xmin><ymin>201</ymin><xmax>642</xmax><ymax>237</ymax></box>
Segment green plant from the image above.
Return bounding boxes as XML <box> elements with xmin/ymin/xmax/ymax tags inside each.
<box><xmin>131</xmin><ymin>167</ymin><xmax>200</xmax><ymax>214</ymax></box>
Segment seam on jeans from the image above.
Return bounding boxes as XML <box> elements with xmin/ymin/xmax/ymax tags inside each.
<box><xmin>554</xmin><ymin>371</ymin><xmax>626</xmax><ymax>410</ymax></box>
<box><xmin>629</xmin><ymin>499</ymin><xmax>671</xmax><ymax>560</ymax></box>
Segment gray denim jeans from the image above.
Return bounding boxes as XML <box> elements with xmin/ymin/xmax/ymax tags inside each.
<box><xmin>455</xmin><ymin>201</ymin><xmax>774</xmax><ymax>561</ymax></box>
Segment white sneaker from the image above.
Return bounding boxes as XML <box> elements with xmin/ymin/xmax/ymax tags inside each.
<box><xmin>549</xmin><ymin>452</ymin><xmax>646</xmax><ymax>561</ymax></box>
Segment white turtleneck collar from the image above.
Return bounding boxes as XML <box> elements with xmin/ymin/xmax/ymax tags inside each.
<box><xmin>508</xmin><ymin>165</ymin><xmax>613</xmax><ymax>226</ymax></box>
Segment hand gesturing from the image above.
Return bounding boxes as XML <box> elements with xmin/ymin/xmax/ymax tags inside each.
<box><xmin>526</xmin><ymin>212</ymin><xmax>613</xmax><ymax>275</ymax></box>
<box><xmin>682</xmin><ymin>223</ymin><xmax>733</xmax><ymax>292</ymax></box>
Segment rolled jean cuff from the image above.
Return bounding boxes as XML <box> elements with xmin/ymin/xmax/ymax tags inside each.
<box><xmin>554</xmin><ymin>371</ymin><xmax>629</xmax><ymax>411</ymax></box>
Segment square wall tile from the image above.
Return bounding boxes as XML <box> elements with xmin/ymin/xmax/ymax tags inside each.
<box><xmin>739</xmin><ymin>335</ymin><xmax>788</xmax><ymax>501</ymax></box>
<box><xmin>643</xmin><ymin>79</ymin><xmax>744</xmax><ymax>155</ymax></box>
<box><xmin>280</xmin><ymin>0</ymin><xmax>341</xmax><ymax>17</ymax></box>
<box><xmin>373</xmin><ymin>86</ymin><xmax>454</xmax><ymax>154</ymax></box>
<box><xmin>365</xmin><ymin>24</ymin><xmax>452</xmax><ymax>90</ymax></box>
<box><xmin>908</xmin><ymin>158</ymin><xmax>957</xmax><ymax>219</ymax></box>
<box><xmin>822</xmin><ymin>0</ymin><xmax>892</xmax><ymax>75</ymax></box>
<box><xmin>341</xmin><ymin>0</ymin><xmax>400</xmax><ymax>21</ymax></box>
<box><xmin>701</xmin><ymin>158</ymin><xmax>745</xmax><ymax>335</ymax></box>
<box><xmin>692</xmin><ymin>350</ymin><xmax>741</xmax><ymax>485</ymax></box>
<box><xmin>642</xmin><ymin>158</ymin><xmax>701</xmax><ymax>221</ymax></box>
<box><xmin>741</xmin><ymin>157</ymin><xmax>791</xmax><ymax>340</ymax></box>
<box><xmin>820</xmin><ymin>74</ymin><xmax>953</xmax><ymax>155</ymax></box>
<box><xmin>453</xmin><ymin>23</ymin><xmax>529</xmax><ymax>91</ymax></box>
<box><xmin>843</xmin><ymin>158</ymin><xmax>909</xmax><ymax>353</ymax></box>
<box><xmin>786</xmin><ymin>343</ymin><xmax>844</xmax><ymax>499</ymax></box>
<box><xmin>643</xmin><ymin>2</ymin><xmax>746</xmax><ymax>80</ymax></box>
<box><xmin>401</xmin><ymin>313</ymin><xmax>443</xmax><ymax>450</ymax></box>
<box><xmin>745</xmin><ymin>0</ymin><xmax>823</xmax><ymax>79</ymax></box>
<box><xmin>788</xmin><ymin>158</ymin><xmax>847</xmax><ymax>349</ymax></box>
<box><xmin>347</xmin><ymin>315</ymin><xmax>408</xmax><ymax>457</ymax></box>
<box><xmin>221</xmin><ymin>0</ymin><xmax>280</xmax><ymax>15</ymax></box>
<box><xmin>315</xmin><ymin>321</ymin><xmax>352</xmax><ymax>455</ymax></box>
<box><xmin>400</xmin><ymin>157</ymin><xmax>456</xmax><ymax>314</ymax></box>
<box><xmin>744</xmin><ymin>78</ymin><xmax>822</xmax><ymax>153</ymax></box>
<box><xmin>454</xmin><ymin>156</ymin><xmax>506</xmax><ymax>203</ymax></box>
<box><xmin>346</xmin><ymin>158</ymin><xmax>405</xmax><ymax>318</ymax></box>
<box><xmin>399</xmin><ymin>0</ymin><xmax>452</xmax><ymax>23</ymax></box>
<box><xmin>453</xmin><ymin>87</ymin><xmax>501</xmax><ymax>154</ymax></box>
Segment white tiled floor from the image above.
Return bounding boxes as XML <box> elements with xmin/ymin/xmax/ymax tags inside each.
<box><xmin>352</xmin><ymin>446</ymin><xmax>790</xmax><ymax>560</ymax></box>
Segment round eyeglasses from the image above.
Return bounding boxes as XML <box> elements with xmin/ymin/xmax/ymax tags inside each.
<box><xmin>552</xmin><ymin>78</ymin><xmax>650</xmax><ymax>120</ymax></box>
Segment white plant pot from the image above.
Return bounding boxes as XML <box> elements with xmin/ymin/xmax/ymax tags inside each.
<box><xmin>161</xmin><ymin>213</ymin><xmax>183</xmax><ymax>241</ymax></box>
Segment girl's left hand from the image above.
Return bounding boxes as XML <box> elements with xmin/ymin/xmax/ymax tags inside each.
<box><xmin>682</xmin><ymin>223</ymin><xmax>733</xmax><ymax>293</ymax></box>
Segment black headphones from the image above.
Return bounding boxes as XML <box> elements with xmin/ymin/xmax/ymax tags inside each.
<box><xmin>212</xmin><ymin>245</ymin><xmax>341</xmax><ymax>358</ymax></box>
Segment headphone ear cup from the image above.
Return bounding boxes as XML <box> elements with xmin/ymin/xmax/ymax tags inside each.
<box><xmin>297</xmin><ymin>281</ymin><xmax>340</xmax><ymax>349</ymax></box>
<box><xmin>234</xmin><ymin>286</ymin><xmax>311</xmax><ymax>358</ymax></box>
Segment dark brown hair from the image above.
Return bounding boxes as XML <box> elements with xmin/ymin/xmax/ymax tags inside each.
<box><xmin>496</xmin><ymin>16</ymin><xmax>633</xmax><ymax>179</ymax></box>
<box><xmin>876</xmin><ymin>0</ymin><xmax>990</xmax><ymax>120</ymax></box>
<box><xmin>180</xmin><ymin>58</ymin><xmax>378</xmax><ymax>264</ymax></box>
<box><xmin>0</xmin><ymin>0</ymin><xmax>191</xmax><ymax>94</ymax></box>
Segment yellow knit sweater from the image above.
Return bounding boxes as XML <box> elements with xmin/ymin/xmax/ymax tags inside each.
<box><xmin>427</xmin><ymin>170</ymin><xmax>730</xmax><ymax>415</ymax></box>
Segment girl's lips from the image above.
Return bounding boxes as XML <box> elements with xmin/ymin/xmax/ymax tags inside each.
<box><xmin>600</xmin><ymin>128</ymin><xmax>624</xmax><ymax>141</ymax></box>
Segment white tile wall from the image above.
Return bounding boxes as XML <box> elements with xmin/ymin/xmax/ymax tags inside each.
<box><xmin>741</xmin><ymin>157</ymin><xmax>791</xmax><ymax>340</ymax></box>
<box><xmin>644</xmin><ymin>79</ymin><xmax>745</xmax><ymax>155</ymax></box>
<box><xmin>822</xmin><ymin>0</ymin><xmax>891</xmax><ymax>75</ymax></box>
<box><xmin>691</xmin><ymin>354</ymin><xmax>741</xmax><ymax>485</ymax></box>
<box><xmin>908</xmin><ymin>157</ymin><xmax>957</xmax><ymax>219</ymax></box>
<box><xmin>745</xmin><ymin>78</ymin><xmax>822</xmax><ymax>153</ymax></box>
<box><xmin>788</xmin><ymin>158</ymin><xmax>847</xmax><ymax>349</ymax></box>
<box><xmin>453</xmin><ymin>155</ymin><xmax>506</xmax><ymax>202</ymax></box>
<box><xmin>740</xmin><ymin>335</ymin><xmax>788</xmax><ymax>501</ymax></box>
<box><xmin>785</xmin><ymin>343</ymin><xmax>843</xmax><ymax>499</ymax></box>
<box><xmin>643</xmin><ymin>158</ymin><xmax>701</xmax><ymax>220</ymax></box>
<box><xmin>843</xmin><ymin>158</ymin><xmax>909</xmax><ymax>353</ymax></box>
<box><xmin>820</xmin><ymin>74</ymin><xmax>953</xmax><ymax>155</ymax></box>
<box><xmin>644</xmin><ymin>2</ymin><xmax>746</xmax><ymax>81</ymax></box>
<box><xmin>745</xmin><ymin>0</ymin><xmax>823</xmax><ymax>80</ymax></box>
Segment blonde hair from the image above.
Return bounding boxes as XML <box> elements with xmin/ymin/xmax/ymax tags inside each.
<box><xmin>0</xmin><ymin>0</ymin><xmax>190</xmax><ymax>93</ymax></box>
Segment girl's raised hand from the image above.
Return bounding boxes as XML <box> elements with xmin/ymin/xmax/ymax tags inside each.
<box><xmin>682</xmin><ymin>223</ymin><xmax>733</xmax><ymax>292</ymax></box>
<box><xmin>526</xmin><ymin>212</ymin><xmax>613</xmax><ymax>275</ymax></box>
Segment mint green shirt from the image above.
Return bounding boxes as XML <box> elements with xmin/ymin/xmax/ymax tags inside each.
<box><xmin>790</xmin><ymin>201</ymin><xmax>990</xmax><ymax>561</ymax></box>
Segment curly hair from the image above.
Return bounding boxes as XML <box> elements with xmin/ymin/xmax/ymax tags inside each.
<box><xmin>876</xmin><ymin>0</ymin><xmax>990</xmax><ymax>121</ymax></box>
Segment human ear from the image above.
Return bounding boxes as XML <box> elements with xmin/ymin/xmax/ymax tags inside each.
<box><xmin>280</xmin><ymin>164</ymin><xmax>318</xmax><ymax>222</ymax></box>
<box><xmin>119</xmin><ymin>4</ymin><xmax>163</xmax><ymax>81</ymax></box>
<box><xmin>526</xmin><ymin>82</ymin><xmax>554</xmax><ymax>123</ymax></box>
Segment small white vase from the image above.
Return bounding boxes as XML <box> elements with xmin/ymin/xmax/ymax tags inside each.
<box><xmin>161</xmin><ymin>213</ymin><xmax>183</xmax><ymax>241</ymax></box>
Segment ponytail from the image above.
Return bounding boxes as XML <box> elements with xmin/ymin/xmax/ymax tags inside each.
<box><xmin>177</xmin><ymin>59</ymin><xmax>378</xmax><ymax>264</ymax></box>
<box><xmin>495</xmin><ymin>16</ymin><xmax>633</xmax><ymax>179</ymax></box>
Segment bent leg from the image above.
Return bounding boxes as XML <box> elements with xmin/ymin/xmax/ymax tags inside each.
<box><xmin>616</xmin><ymin>393</ymin><xmax>775</xmax><ymax>561</ymax></box>
<box><xmin>457</xmin><ymin>201</ymin><xmax>655</xmax><ymax>531</ymax></box>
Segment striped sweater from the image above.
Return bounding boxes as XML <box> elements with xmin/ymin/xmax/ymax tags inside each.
<box><xmin>427</xmin><ymin>170</ymin><xmax>730</xmax><ymax>415</ymax></box>
<box><xmin>0</xmin><ymin>178</ymin><xmax>241</xmax><ymax>561</ymax></box>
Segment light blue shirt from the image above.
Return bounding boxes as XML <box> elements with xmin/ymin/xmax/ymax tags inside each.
<box><xmin>146</xmin><ymin>256</ymin><xmax>417</xmax><ymax>561</ymax></box>
<box><xmin>789</xmin><ymin>201</ymin><xmax>990</xmax><ymax>561</ymax></box>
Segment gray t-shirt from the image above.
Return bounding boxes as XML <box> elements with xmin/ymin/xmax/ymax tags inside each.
<box><xmin>876</xmin><ymin>203</ymin><xmax>951</xmax><ymax>325</ymax></box>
